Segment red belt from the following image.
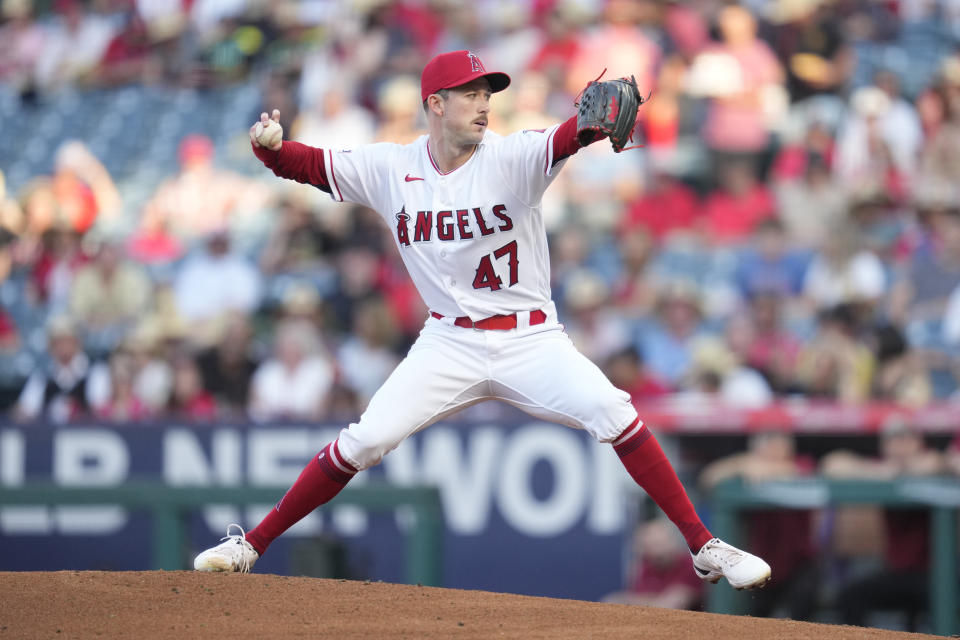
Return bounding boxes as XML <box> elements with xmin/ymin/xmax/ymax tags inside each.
<box><xmin>431</xmin><ymin>309</ymin><xmax>547</xmax><ymax>330</ymax></box>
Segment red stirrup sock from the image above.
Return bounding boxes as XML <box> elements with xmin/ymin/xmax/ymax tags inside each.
<box><xmin>245</xmin><ymin>439</ymin><xmax>357</xmax><ymax>556</ymax></box>
<box><xmin>613</xmin><ymin>419</ymin><xmax>713</xmax><ymax>553</ymax></box>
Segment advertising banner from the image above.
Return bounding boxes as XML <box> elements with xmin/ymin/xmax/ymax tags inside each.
<box><xmin>0</xmin><ymin>419</ymin><xmax>636</xmax><ymax>601</ymax></box>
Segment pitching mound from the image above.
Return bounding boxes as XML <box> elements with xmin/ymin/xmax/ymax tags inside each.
<box><xmin>0</xmin><ymin>571</ymin><xmax>936</xmax><ymax>639</ymax></box>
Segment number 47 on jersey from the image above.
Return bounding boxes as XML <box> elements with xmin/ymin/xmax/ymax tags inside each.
<box><xmin>473</xmin><ymin>240</ymin><xmax>519</xmax><ymax>291</ymax></box>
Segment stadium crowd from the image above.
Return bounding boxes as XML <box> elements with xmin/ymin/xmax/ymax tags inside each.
<box><xmin>1</xmin><ymin>0</ymin><xmax>960</xmax><ymax>425</ymax></box>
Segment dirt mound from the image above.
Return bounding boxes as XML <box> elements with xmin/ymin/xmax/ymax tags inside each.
<box><xmin>0</xmin><ymin>571</ymin><xmax>936</xmax><ymax>639</ymax></box>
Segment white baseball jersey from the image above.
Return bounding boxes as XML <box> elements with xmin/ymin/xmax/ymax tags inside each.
<box><xmin>322</xmin><ymin>126</ymin><xmax>566</xmax><ymax>320</ymax></box>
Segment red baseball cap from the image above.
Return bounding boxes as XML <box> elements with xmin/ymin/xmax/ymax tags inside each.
<box><xmin>420</xmin><ymin>50</ymin><xmax>511</xmax><ymax>102</ymax></box>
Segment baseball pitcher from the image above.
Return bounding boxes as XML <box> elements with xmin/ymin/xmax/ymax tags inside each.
<box><xmin>194</xmin><ymin>50</ymin><xmax>771</xmax><ymax>590</ymax></box>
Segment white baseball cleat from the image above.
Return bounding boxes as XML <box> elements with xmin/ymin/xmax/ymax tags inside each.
<box><xmin>692</xmin><ymin>538</ymin><xmax>771</xmax><ymax>590</ymax></box>
<box><xmin>193</xmin><ymin>524</ymin><xmax>260</xmax><ymax>573</ymax></box>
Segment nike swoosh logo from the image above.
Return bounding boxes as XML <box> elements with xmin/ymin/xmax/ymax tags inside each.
<box><xmin>405</xmin><ymin>174</ymin><xmax>424</xmax><ymax>182</ymax></box>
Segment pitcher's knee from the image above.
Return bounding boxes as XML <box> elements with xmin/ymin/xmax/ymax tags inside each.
<box><xmin>336</xmin><ymin>426</ymin><xmax>400</xmax><ymax>471</ymax></box>
<box><xmin>586</xmin><ymin>394</ymin><xmax>639</xmax><ymax>443</ymax></box>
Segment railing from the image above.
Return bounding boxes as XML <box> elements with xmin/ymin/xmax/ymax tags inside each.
<box><xmin>0</xmin><ymin>484</ymin><xmax>444</xmax><ymax>586</ymax></box>
<box><xmin>708</xmin><ymin>477</ymin><xmax>960</xmax><ymax>636</ymax></box>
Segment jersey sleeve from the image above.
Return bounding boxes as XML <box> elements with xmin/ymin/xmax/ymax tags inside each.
<box><xmin>492</xmin><ymin>124</ymin><xmax>567</xmax><ymax>207</ymax></box>
<box><xmin>324</xmin><ymin>142</ymin><xmax>398</xmax><ymax>210</ymax></box>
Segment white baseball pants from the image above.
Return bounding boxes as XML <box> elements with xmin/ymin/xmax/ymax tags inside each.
<box><xmin>336</xmin><ymin>304</ymin><xmax>640</xmax><ymax>471</ymax></box>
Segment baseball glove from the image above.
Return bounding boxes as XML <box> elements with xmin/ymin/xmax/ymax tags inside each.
<box><xmin>575</xmin><ymin>74</ymin><xmax>646</xmax><ymax>152</ymax></box>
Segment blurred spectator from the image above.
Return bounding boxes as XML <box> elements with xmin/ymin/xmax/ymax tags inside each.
<box><xmin>771</xmin><ymin>0</ymin><xmax>854</xmax><ymax>103</ymax></box>
<box><xmin>733</xmin><ymin>218</ymin><xmax>809</xmax><ymax>300</ymax></box>
<box><xmin>259</xmin><ymin>194</ymin><xmax>337</xmax><ymax>280</ymax></box>
<box><xmin>693</xmin><ymin>5</ymin><xmax>785</xmax><ymax>164</ymax></box>
<box><xmin>610</xmin><ymin>226</ymin><xmax>658</xmax><ymax>317</ymax></box>
<box><xmin>500</xmin><ymin>71</ymin><xmax>555</xmax><ymax>133</ymax></box>
<box><xmin>771</xmin><ymin>116</ymin><xmax>835</xmax><ymax>181</ymax></box>
<box><xmin>794</xmin><ymin>304</ymin><xmax>874</xmax><ymax>403</ymax></box>
<box><xmin>561</xmin><ymin>269</ymin><xmax>632</xmax><ymax>364</ymax></box>
<box><xmin>373</xmin><ymin>75</ymin><xmax>424</xmax><ymax>144</ymax></box>
<box><xmin>126</xmin><ymin>205</ymin><xmax>184</xmax><ymax>269</ymax></box>
<box><xmin>0</xmin><ymin>227</ymin><xmax>21</xmax><ymax>353</ymax></box>
<box><xmin>802</xmin><ymin>221</ymin><xmax>886</xmax><ymax>312</ymax></box>
<box><xmin>122</xmin><ymin>323</ymin><xmax>173</xmax><ymax>413</ymax></box>
<box><xmin>700</xmin><ymin>431</ymin><xmax>819</xmax><ymax>620</ymax></box>
<box><xmin>821</xmin><ymin>421</ymin><xmax>946</xmax><ymax>632</ymax></box>
<box><xmin>0</xmin><ymin>0</ymin><xmax>46</xmax><ymax>96</ymax></box>
<box><xmin>143</xmin><ymin>134</ymin><xmax>271</xmax><ymax>241</ymax></box>
<box><xmin>567</xmin><ymin>0</ymin><xmax>660</xmax><ymax>101</ymax></box>
<box><xmin>947</xmin><ymin>434</ymin><xmax>960</xmax><ymax>476</ymax></box>
<box><xmin>14</xmin><ymin>178</ymin><xmax>60</xmax><ymax>267</ymax></box>
<box><xmin>166</xmin><ymin>353</ymin><xmax>217</xmax><ymax>421</ymax></box>
<box><xmin>337</xmin><ymin>297</ymin><xmax>399</xmax><ymax>407</ymax></box>
<box><xmin>869</xmin><ymin>325</ymin><xmax>932</xmax><ymax>407</ymax></box>
<box><xmin>527</xmin><ymin>5</ymin><xmax>582</xmax><ymax>100</ymax></box>
<box><xmin>173</xmin><ymin>231</ymin><xmax>262</xmax><ymax>330</ymax></box>
<box><xmin>620</xmin><ymin>166</ymin><xmax>700</xmax><ymax>244</ymax></box>
<box><xmin>51</xmin><ymin>141</ymin><xmax>122</xmax><ymax>232</ymax></box>
<box><xmin>942</xmin><ymin>279</ymin><xmax>960</xmax><ymax>346</ymax></box>
<box><xmin>0</xmin><ymin>170</ymin><xmax>24</xmax><ymax>234</ymax></box>
<box><xmin>95</xmin><ymin>348</ymin><xmax>151</xmax><ymax>423</ymax></box>
<box><xmin>889</xmin><ymin>206</ymin><xmax>960</xmax><ymax>328</ymax></box>
<box><xmin>293</xmin><ymin>83</ymin><xmax>376</xmax><ymax>152</ymax></box>
<box><xmin>679</xmin><ymin>336</ymin><xmax>774</xmax><ymax>408</ymax></box>
<box><xmin>14</xmin><ymin>315</ymin><xmax>109</xmax><ymax>423</ymax></box>
<box><xmin>249</xmin><ymin>318</ymin><xmax>335</xmax><ymax>421</ymax></box>
<box><xmin>562</xmin><ymin>129</ymin><xmax>645</xmax><ymax>230</ymax></box>
<box><xmin>737</xmin><ymin>291</ymin><xmax>803</xmax><ymax>394</ymax></box>
<box><xmin>603</xmin><ymin>518</ymin><xmax>704</xmax><ymax>610</ymax></box>
<box><xmin>197</xmin><ymin>312</ymin><xmax>257</xmax><ymax>415</ymax></box>
<box><xmin>918</xmin><ymin>56</ymin><xmax>960</xmax><ymax>187</ymax></box>
<box><xmin>29</xmin><ymin>225</ymin><xmax>85</xmax><ymax>311</ymax></box>
<box><xmin>96</xmin><ymin>11</ymin><xmax>156</xmax><ymax>87</ymax></box>
<box><xmin>702</xmin><ymin>159</ymin><xmax>776</xmax><ymax>244</ymax></box>
<box><xmin>834</xmin><ymin>87</ymin><xmax>911</xmax><ymax>203</ymax></box>
<box><xmin>34</xmin><ymin>0</ymin><xmax>116</xmax><ymax>91</ymax></box>
<box><xmin>773</xmin><ymin>144</ymin><xmax>846</xmax><ymax>249</ymax></box>
<box><xmin>873</xmin><ymin>71</ymin><xmax>923</xmax><ymax>179</ymax></box>
<box><xmin>68</xmin><ymin>238</ymin><xmax>151</xmax><ymax>349</ymax></box>
<box><xmin>603</xmin><ymin>346</ymin><xmax>669</xmax><ymax>401</ymax></box>
<box><xmin>637</xmin><ymin>280</ymin><xmax>705</xmax><ymax>387</ymax></box>
<box><xmin>323</xmin><ymin>243</ymin><xmax>387</xmax><ymax>333</ymax></box>
<box><xmin>642</xmin><ymin>55</ymin><xmax>704</xmax><ymax>171</ymax></box>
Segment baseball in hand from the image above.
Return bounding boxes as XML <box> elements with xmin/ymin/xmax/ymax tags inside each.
<box><xmin>252</xmin><ymin>110</ymin><xmax>283</xmax><ymax>150</ymax></box>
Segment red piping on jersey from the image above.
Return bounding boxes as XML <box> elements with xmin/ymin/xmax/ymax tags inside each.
<box><xmin>326</xmin><ymin>149</ymin><xmax>343</xmax><ymax>201</ymax></box>
<box><xmin>426</xmin><ymin>140</ymin><xmax>478</xmax><ymax>176</ymax></box>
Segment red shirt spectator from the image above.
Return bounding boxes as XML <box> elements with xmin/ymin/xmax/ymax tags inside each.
<box><xmin>703</xmin><ymin>161</ymin><xmax>775</xmax><ymax>244</ymax></box>
<box><xmin>621</xmin><ymin>173</ymin><xmax>700</xmax><ymax>241</ymax></box>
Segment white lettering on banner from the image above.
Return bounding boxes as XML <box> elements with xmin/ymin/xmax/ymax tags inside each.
<box><xmin>54</xmin><ymin>430</ymin><xmax>129</xmax><ymax>485</ymax></box>
<box><xmin>0</xmin><ymin>430</ymin><xmax>55</xmax><ymax>534</ymax></box>
<box><xmin>249</xmin><ymin>430</ymin><xmax>312</xmax><ymax>485</ymax></box>
<box><xmin>2</xmin><ymin>423</ymin><xmax>628</xmax><ymax>539</ymax></box>
<box><xmin>384</xmin><ymin>423</ymin><xmax>625</xmax><ymax>536</ymax></box>
<box><xmin>164</xmin><ymin>429</ymin><xmax>243</xmax><ymax>485</ymax></box>
<box><xmin>1</xmin><ymin>430</ymin><xmax>25</xmax><ymax>485</ymax></box>
<box><xmin>164</xmin><ymin>428</ymin><xmax>245</xmax><ymax>531</ymax></box>
<box><xmin>0</xmin><ymin>506</ymin><xmax>51</xmax><ymax>534</ymax></box>
<box><xmin>1</xmin><ymin>430</ymin><xmax>49</xmax><ymax>534</ymax></box>
<box><xmin>588</xmin><ymin>443</ymin><xmax>628</xmax><ymax>532</ymax></box>
<box><xmin>422</xmin><ymin>427</ymin><xmax>501</xmax><ymax>534</ymax></box>
<box><xmin>498</xmin><ymin>426</ymin><xmax>587</xmax><ymax>537</ymax></box>
<box><xmin>52</xmin><ymin>430</ymin><xmax>130</xmax><ymax>535</ymax></box>
<box><xmin>331</xmin><ymin>470</ymin><xmax>368</xmax><ymax>536</ymax></box>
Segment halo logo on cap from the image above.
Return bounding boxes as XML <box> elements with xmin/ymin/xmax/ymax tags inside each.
<box><xmin>420</xmin><ymin>50</ymin><xmax>511</xmax><ymax>102</ymax></box>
